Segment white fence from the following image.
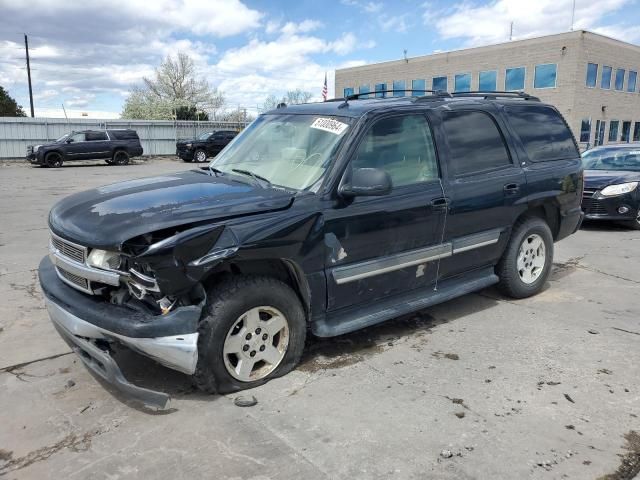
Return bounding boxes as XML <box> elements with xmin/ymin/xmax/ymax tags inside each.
<box><xmin>0</xmin><ymin>117</ymin><xmax>249</xmax><ymax>159</ymax></box>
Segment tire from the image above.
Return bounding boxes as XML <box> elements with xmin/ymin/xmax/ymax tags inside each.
<box><xmin>194</xmin><ymin>149</ymin><xmax>207</xmax><ymax>163</ymax></box>
<box><xmin>112</xmin><ymin>150</ymin><xmax>129</xmax><ymax>165</ymax></box>
<box><xmin>44</xmin><ymin>152</ymin><xmax>63</xmax><ymax>168</ymax></box>
<box><xmin>194</xmin><ymin>276</ymin><xmax>306</xmax><ymax>394</ymax></box>
<box><xmin>105</xmin><ymin>158</ymin><xmax>115</xmax><ymax>165</ymax></box>
<box><xmin>496</xmin><ymin>217</ymin><xmax>554</xmax><ymax>299</ymax></box>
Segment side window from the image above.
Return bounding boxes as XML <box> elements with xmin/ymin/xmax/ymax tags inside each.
<box><xmin>85</xmin><ymin>131</ymin><xmax>107</xmax><ymax>141</ymax></box>
<box><xmin>442</xmin><ymin>111</ymin><xmax>511</xmax><ymax>176</ymax></box>
<box><xmin>352</xmin><ymin>115</ymin><xmax>439</xmax><ymax>187</ymax></box>
<box><xmin>69</xmin><ymin>132</ymin><xmax>86</xmax><ymax>142</ymax></box>
<box><xmin>505</xmin><ymin>105</ymin><xmax>579</xmax><ymax>162</ymax></box>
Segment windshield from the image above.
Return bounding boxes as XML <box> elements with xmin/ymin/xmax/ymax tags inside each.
<box><xmin>582</xmin><ymin>148</ymin><xmax>640</xmax><ymax>172</ymax></box>
<box><xmin>211</xmin><ymin>114</ymin><xmax>352</xmax><ymax>191</ymax></box>
<box><xmin>56</xmin><ymin>133</ymin><xmax>70</xmax><ymax>142</ymax></box>
<box><xmin>198</xmin><ymin>132</ymin><xmax>212</xmax><ymax>140</ymax></box>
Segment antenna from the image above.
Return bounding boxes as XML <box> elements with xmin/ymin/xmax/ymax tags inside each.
<box><xmin>403</xmin><ymin>49</ymin><xmax>408</xmax><ymax>63</ymax></box>
<box><xmin>570</xmin><ymin>0</ymin><xmax>576</xmax><ymax>31</ymax></box>
<box><xmin>509</xmin><ymin>21</ymin><xmax>514</xmax><ymax>41</ymax></box>
<box><xmin>61</xmin><ymin>103</ymin><xmax>69</xmax><ymax>123</ymax></box>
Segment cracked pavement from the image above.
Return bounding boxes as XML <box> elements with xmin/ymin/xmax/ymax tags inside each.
<box><xmin>0</xmin><ymin>158</ymin><xmax>639</xmax><ymax>479</ymax></box>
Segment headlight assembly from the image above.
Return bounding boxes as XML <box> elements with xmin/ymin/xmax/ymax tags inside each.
<box><xmin>600</xmin><ymin>182</ymin><xmax>638</xmax><ymax>196</ymax></box>
<box><xmin>185</xmin><ymin>143</ymin><xmax>193</xmax><ymax>148</ymax></box>
<box><xmin>33</xmin><ymin>145</ymin><xmax>42</xmax><ymax>152</ymax></box>
<box><xmin>86</xmin><ymin>249</ymin><xmax>122</xmax><ymax>271</ymax></box>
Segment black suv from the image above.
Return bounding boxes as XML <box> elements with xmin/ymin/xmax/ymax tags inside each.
<box><xmin>39</xmin><ymin>91</ymin><xmax>583</xmax><ymax>408</ymax></box>
<box><xmin>176</xmin><ymin>130</ymin><xmax>238</xmax><ymax>162</ymax></box>
<box><xmin>27</xmin><ymin>129</ymin><xmax>143</xmax><ymax>167</ymax></box>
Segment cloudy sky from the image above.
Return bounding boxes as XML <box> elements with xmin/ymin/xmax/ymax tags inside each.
<box><xmin>1</xmin><ymin>0</ymin><xmax>639</xmax><ymax>118</ymax></box>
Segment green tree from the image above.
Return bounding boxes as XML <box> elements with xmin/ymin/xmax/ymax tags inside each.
<box><xmin>0</xmin><ymin>86</ymin><xmax>27</xmax><ymax>117</ymax></box>
<box><xmin>121</xmin><ymin>53</ymin><xmax>224</xmax><ymax>120</ymax></box>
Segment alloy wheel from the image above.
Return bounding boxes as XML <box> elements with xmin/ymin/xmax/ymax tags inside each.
<box><xmin>195</xmin><ymin>150</ymin><xmax>207</xmax><ymax>162</ymax></box>
<box><xmin>517</xmin><ymin>233</ymin><xmax>546</xmax><ymax>284</ymax></box>
<box><xmin>222</xmin><ymin>306</ymin><xmax>290</xmax><ymax>382</ymax></box>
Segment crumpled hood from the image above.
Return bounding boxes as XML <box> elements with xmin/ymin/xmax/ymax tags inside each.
<box><xmin>584</xmin><ymin>170</ymin><xmax>640</xmax><ymax>189</ymax></box>
<box><xmin>49</xmin><ymin>170</ymin><xmax>294</xmax><ymax>249</ymax></box>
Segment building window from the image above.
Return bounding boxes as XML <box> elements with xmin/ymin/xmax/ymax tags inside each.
<box><xmin>343</xmin><ymin>87</ymin><xmax>354</xmax><ymax>97</ymax></box>
<box><xmin>375</xmin><ymin>82</ymin><xmax>387</xmax><ymax>98</ymax></box>
<box><xmin>628</xmin><ymin>71</ymin><xmax>637</xmax><ymax>93</ymax></box>
<box><xmin>479</xmin><ymin>70</ymin><xmax>497</xmax><ymax>91</ymax></box>
<box><xmin>454</xmin><ymin>73</ymin><xmax>471</xmax><ymax>92</ymax></box>
<box><xmin>609</xmin><ymin>120</ymin><xmax>619</xmax><ymax>142</ymax></box>
<box><xmin>432</xmin><ymin>76</ymin><xmax>447</xmax><ymax>91</ymax></box>
<box><xmin>614</xmin><ymin>69</ymin><xmax>625</xmax><ymax>91</ymax></box>
<box><xmin>579</xmin><ymin>119</ymin><xmax>591</xmax><ymax>143</ymax></box>
<box><xmin>586</xmin><ymin>63</ymin><xmax>598</xmax><ymax>87</ymax></box>
<box><xmin>411</xmin><ymin>79</ymin><xmax>426</xmax><ymax>94</ymax></box>
<box><xmin>505</xmin><ymin>67</ymin><xmax>525</xmax><ymax>91</ymax></box>
<box><xmin>534</xmin><ymin>64</ymin><xmax>557</xmax><ymax>88</ymax></box>
<box><xmin>392</xmin><ymin>80</ymin><xmax>406</xmax><ymax>97</ymax></box>
<box><xmin>601</xmin><ymin>66</ymin><xmax>612</xmax><ymax>89</ymax></box>
<box><xmin>595</xmin><ymin>120</ymin><xmax>606</xmax><ymax>146</ymax></box>
<box><xmin>633</xmin><ymin>122</ymin><xmax>640</xmax><ymax>142</ymax></box>
<box><xmin>621</xmin><ymin>121</ymin><xmax>631</xmax><ymax>142</ymax></box>
<box><xmin>359</xmin><ymin>84</ymin><xmax>370</xmax><ymax>98</ymax></box>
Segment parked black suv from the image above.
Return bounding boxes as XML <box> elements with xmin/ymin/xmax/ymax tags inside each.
<box><xmin>581</xmin><ymin>144</ymin><xmax>640</xmax><ymax>229</ymax></box>
<box><xmin>39</xmin><ymin>91</ymin><xmax>583</xmax><ymax>408</ymax></box>
<box><xmin>176</xmin><ymin>129</ymin><xmax>238</xmax><ymax>162</ymax></box>
<box><xmin>27</xmin><ymin>129</ymin><xmax>143</xmax><ymax>167</ymax></box>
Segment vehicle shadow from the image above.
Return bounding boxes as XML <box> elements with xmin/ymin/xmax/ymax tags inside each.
<box><xmin>580</xmin><ymin>219</ymin><xmax>631</xmax><ymax>231</ymax></box>
<box><xmin>111</xmin><ymin>288</ymin><xmax>503</xmax><ymax>413</ymax></box>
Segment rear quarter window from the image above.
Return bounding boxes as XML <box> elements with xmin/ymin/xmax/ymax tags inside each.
<box><xmin>505</xmin><ymin>105</ymin><xmax>578</xmax><ymax>162</ymax></box>
<box><xmin>109</xmin><ymin>130</ymin><xmax>139</xmax><ymax>140</ymax></box>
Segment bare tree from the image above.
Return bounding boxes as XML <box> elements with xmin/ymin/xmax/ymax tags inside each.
<box><xmin>259</xmin><ymin>89</ymin><xmax>313</xmax><ymax>113</ymax></box>
<box><xmin>122</xmin><ymin>53</ymin><xmax>225</xmax><ymax>120</ymax></box>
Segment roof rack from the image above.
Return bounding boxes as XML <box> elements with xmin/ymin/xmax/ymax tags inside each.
<box><xmin>344</xmin><ymin>89</ymin><xmax>451</xmax><ymax>101</ymax></box>
<box><xmin>448</xmin><ymin>91</ymin><xmax>540</xmax><ymax>101</ymax></box>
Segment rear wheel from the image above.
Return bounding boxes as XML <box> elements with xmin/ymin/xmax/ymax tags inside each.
<box><xmin>194</xmin><ymin>276</ymin><xmax>306</xmax><ymax>394</ymax></box>
<box><xmin>496</xmin><ymin>217</ymin><xmax>553</xmax><ymax>298</ymax></box>
<box><xmin>45</xmin><ymin>152</ymin><xmax>63</xmax><ymax>168</ymax></box>
<box><xmin>194</xmin><ymin>149</ymin><xmax>207</xmax><ymax>163</ymax></box>
<box><xmin>112</xmin><ymin>150</ymin><xmax>129</xmax><ymax>165</ymax></box>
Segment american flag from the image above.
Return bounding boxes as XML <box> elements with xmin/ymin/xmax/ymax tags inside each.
<box><xmin>322</xmin><ymin>72</ymin><xmax>328</xmax><ymax>101</ymax></box>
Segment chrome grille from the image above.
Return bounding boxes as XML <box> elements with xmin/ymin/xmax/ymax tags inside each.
<box><xmin>57</xmin><ymin>267</ymin><xmax>90</xmax><ymax>291</ymax></box>
<box><xmin>51</xmin><ymin>234</ymin><xmax>87</xmax><ymax>263</ymax></box>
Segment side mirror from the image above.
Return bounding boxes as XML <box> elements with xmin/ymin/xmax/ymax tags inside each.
<box><xmin>339</xmin><ymin>168</ymin><xmax>392</xmax><ymax>198</ymax></box>
<box><xmin>65</xmin><ymin>138</ymin><xmax>73</xmax><ymax>143</ymax></box>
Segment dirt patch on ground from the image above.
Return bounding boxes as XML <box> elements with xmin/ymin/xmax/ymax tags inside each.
<box><xmin>551</xmin><ymin>256</ymin><xmax>584</xmax><ymax>281</ymax></box>
<box><xmin>597</xmin><ymin>431</ymin><xmax>640</xmax><ymax>480</ymax></box>
<box><xmin>298</xmin><ymin>311</ymin><xmax>446</xmax><ymax>373</ymax></box>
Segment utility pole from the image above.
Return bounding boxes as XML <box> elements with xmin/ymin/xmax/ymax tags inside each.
<box><xmin>24</xmin><ymin>34</ymin><xmax>35</xmax><ymax>117</ymax></box>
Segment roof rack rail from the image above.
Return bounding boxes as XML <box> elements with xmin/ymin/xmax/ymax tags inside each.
<box><xmin>448</xmin><ymin>91</ymin><xmax>540</xmax><ymax>101</ymax></box>
<box><xmin>344</xmin><ymin>89</ymin><xmax>451</xmax><ymax>101</ymax></box>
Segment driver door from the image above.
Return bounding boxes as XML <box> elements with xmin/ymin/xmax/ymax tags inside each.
<box><xmin>323</xmin><ymin>113</ymin><xmax>447</xmax><ymax>312</ymax></box>
<box><xmin>63</xmin><ymin>132</ymin><xmax>88</xmax><ymax>159</ymax></box>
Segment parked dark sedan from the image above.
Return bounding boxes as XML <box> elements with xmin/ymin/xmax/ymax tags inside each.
<box><xmin>176</xmin><ymin>130</ymin><xmax>238</xmax><ymax>162</ymax></box>
<box><xmin>581</xmin><ymin>144</ymin><xmax>640</xmax><ymax>229</ymax></box>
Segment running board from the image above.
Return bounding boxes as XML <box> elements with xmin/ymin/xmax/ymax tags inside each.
<box><xmin>312</xmin><ymin>267</ymin><xmax>498</xmax><ymax>337</ymax></box>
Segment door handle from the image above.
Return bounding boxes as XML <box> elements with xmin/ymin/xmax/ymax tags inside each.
<box><xmin>430</xmin><ymin>197</ymin><xmax>450</xmax><ymax>211</ymax></box>
<box><xmin>503</xmin><ymin>183</ymin><xmax>520</xmax><ymax>195</ymax></box>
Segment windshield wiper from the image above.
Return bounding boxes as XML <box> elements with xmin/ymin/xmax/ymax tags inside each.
<box><xmin>231</xmin><ymin>168</ymin><xmax>272</xmax><ymax>188</ymax></box>
<box><xmin>208</xmin><ymin>165</ymin><xmax>224</xmax><ymax>177</ymax></box>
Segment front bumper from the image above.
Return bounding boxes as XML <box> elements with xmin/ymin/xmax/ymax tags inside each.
<box><xmin>176</xmin><ymin>147</ymin><xmax>194</xmax><ymax>160</ymax></box>
<box><xmin>39</xmin><ymin>256</ymin><xmax>203</xmax><ymax>408</ymax></box>
<box><xmin>582</xmin><ymin>192</ymin><xmax>639</xmax><ymax>221</ymax></box>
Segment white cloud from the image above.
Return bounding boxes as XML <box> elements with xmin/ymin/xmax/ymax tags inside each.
<box><xmin>592</xmin><ymin>23</ymin><xmax>640</xmax><ymax>43</ymax></box>
<box><xmin>433</xmin><ymin>0</ymin><xmax>631</xmax><ymax>45</ymax></box>
<box><xmin>380</xmin><ymin>15</ymin><xmax>410</xmax><ymax>33</ymax></box>
<box><xmin>34</xmin><ymin>107</ymin><xmax>120</xmax><ymax>119</ymax></box>
<box><xmin>329</xmin><ymin>33</ymin><xmax>358</xmax><ymax>55</ymax></box>
<box><xmin>281</xmin><ymin>19</ymin><xmax>323</xmax><ymax>36</ymax></box>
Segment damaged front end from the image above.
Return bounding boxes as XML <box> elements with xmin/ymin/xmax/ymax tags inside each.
<box><xmin>41</xmin><ymin>223</ymin><xmax>239</xmax><ymax>409</ymax></box>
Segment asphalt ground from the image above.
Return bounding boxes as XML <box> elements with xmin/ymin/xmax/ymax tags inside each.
<box><xmin>0</xmin><ymin>157</ymin><xmax>639</xmax><ymax>479</ymax></box>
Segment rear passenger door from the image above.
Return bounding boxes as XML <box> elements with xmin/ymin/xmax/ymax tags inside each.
<box><xmin>435</xmin><ymin>106</ymin><xmax>526</xmax><ymax>280</ymax></box>
<box><xmin>84</xmin><ymin>131</ymin><xmax>110</xmax><ymax>159</ymax></box>
<box><xmin>208</xmin><ymin>132</ymin><xmax>227</xmax><ymax>157</ymax></box>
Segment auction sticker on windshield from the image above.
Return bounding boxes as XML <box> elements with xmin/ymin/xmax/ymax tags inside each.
<box><xmin>310</xmin><ymin>117</ymin><xmax>349</xmax><ymax>135</ymax></box>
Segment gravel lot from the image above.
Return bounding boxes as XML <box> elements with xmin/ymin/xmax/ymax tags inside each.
<box><xmin>1</xmin><ymin>157</ymin><xmax>639</xmax><ymax>480</ymax></box>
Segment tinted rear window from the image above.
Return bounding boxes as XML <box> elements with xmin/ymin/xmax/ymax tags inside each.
<box><xmin>109</xmin><ymin>130</ymin><xmax>139</xmax><ymax>140</ymax></box>
<box><xmin>505</xmin><ymin>106</ymin><xmax>578</xmax><ymax>162</ymax></box>
<box><xmin>443</xmin><ymin>110</ymin><xmax>512</xmax><ymax>176</ymax></box>
<box><xmin>85</xmin><ymin>131</ymin><xmax>108</xmax><ymax>141</ymax></box>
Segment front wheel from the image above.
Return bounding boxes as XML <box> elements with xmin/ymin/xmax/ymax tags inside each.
<box><xmin>194</xmin><ymin>276</ymin><xmax>306</xmax><ymax>394</ymax></box>
<box><xmin>496</xmin><ymin>217</ymin><xmax>554</xmax><ymax>298</ymax></box>
<box><xmin>194</xmin><ymin>149</ymin><xmax>207</xmax><ymax>163</ymax></box>
<box><xmin>45</xmin><ymin>152</ymin><xmax>63</xmax><ymax>168</ymax></box>
<box><xmin>621</xmin><ymin>211</ymin><xmax>640</xmax><ymax>230</ymax></box>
